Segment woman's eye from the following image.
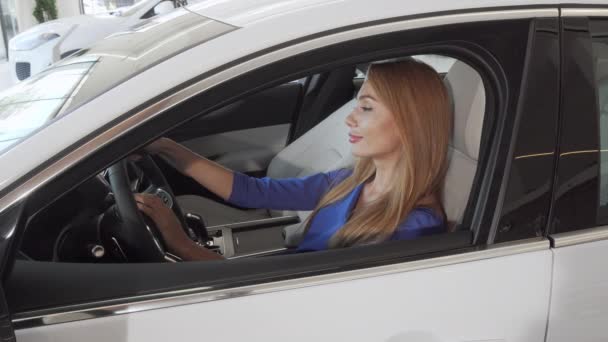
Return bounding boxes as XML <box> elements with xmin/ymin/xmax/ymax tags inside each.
<box><xmin>361</xmin><ymin>106</ymin><xmax>372</xmax><ymax>112</ymax></box>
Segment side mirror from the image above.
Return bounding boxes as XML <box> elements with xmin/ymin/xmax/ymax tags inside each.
<box><xmin>153</xmin><ymin>1</ymin><xmax>175</xmax><ymax>15</ymax></box>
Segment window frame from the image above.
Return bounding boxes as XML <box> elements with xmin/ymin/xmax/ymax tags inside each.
<box><xmin>2</xmin><ymin>13</ymin><xmax>541</xmax><ymax>327</ymax></box>
<box><xmin>549</xmin><ymin>15</ymin><xmax>606</xmax><ymax>234</ymax></box>
<box><xmin>493</xmin><ymin>17</ymin><xmax>560</xmax><ymax>243</ymax></box>
<box><xmin>590</xmin><ymin>18</ymin><xmax>608</xmax><ymax>226</ymax></box>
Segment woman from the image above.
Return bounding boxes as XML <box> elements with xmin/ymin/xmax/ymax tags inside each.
<box><xmin>135</xmin><ymin>58</ymin><xmax>452</xmax><ymax>261</ymax></box>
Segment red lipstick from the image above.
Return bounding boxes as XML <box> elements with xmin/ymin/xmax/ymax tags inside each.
<box><xmin>349</xmin><ymin>133</ymin><xmax>363</xmax><ymax>143</ymax></box>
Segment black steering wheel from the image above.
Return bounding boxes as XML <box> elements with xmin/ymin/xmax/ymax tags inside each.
<box><xmin>103</xmin><ymin>154</ymin><xmax>202</xmax><ymax>262</ymax></box>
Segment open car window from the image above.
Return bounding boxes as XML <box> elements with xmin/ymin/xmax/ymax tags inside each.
<box><xmin>15</xmin><ymin>53</ymin><xmax>486</xmax><ymax>263</ymax></box>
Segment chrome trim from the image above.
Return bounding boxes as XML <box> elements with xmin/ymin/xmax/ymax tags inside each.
<box><xmin>164</xmin><ymin>252</ymin><xmax>182</xmax><ymax>262</ymax></box>
<box><xmin>0</xmin><ymin>8</ymin><xmax>557</xmax><ymax>214</ymax></box>
<box><xmin>206</xmin><ymin>215</ymin><xmax>300</xmax><ymax>231</ymax></box>
<box><xmin>154</xmin><ymin>188</ymin><xmax>174</xmax><ymax>209</ymax></box>
<box><xmin>550</xmin><ymin>225</ymin><xmax>608</xmax><ymax>248</ymax></box>
<box><xmin>229</xmin><ymin>247</ymin><xmax>288</xmax><ymax>259</ymax></box>
<box><xmin>561</xmin><ymin>8</ymin><xmax>608</xmax><ymax>17</ymax></box>
<box><xmin>12</xmin><ymin>237</ymin><xmax>549</xmax><ymax>329</ymax></box>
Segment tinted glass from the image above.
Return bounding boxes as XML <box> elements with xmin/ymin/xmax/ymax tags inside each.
<box><xmin>0</xmin><ymin>60</ymin><xmax>96</xmax><ymax>152</ymax></box>
<box><xmin>495</xmin><ymin>18</ymin><xmax>559</xmax><ymax>242</ymax></box>
<box><xmin>551</xmin><ymin>18</ymin><xmax>599</xmax><ymax>233</ymax></box>
<box><xmin>551</xmin><ymin>18</ymin><xmax>608</xmax><ymax>233</ymax></box>
<box><xmin>592</xmin><ymin>19</ymin><xmax>608</xmax><ymax>225</ymax></box>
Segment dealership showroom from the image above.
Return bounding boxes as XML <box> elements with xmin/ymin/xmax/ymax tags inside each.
<box><xmin>2</xmin><ymin>1</ymin><xmax>608</xmax><ymax>341</ymax></box>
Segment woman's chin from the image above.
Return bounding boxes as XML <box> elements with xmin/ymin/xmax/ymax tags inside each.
<box><xmin>350</xmin><ymin>148</ymin><xmax>369</xmax><ymax>158</ymax></box>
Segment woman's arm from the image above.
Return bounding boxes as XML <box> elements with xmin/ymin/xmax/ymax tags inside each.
<box><xmin>146</xmin><ymin>138</ymin><xmax>234</xmax><ymax>201</ymax></box>
<box><xmin>147</xmin><ymin>138</ymin><xmax>351</xmax><ymax>211</ymax></box>
<box><xmin>228</xmin><ymin>169</ymin><xmax>351</xmax><ymax>211</ymax></box>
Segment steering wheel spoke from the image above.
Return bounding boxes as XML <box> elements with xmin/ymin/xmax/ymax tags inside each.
<box><xmin>105</xmin><ymin>153</ymin><xmax>199</xmax><ymax>262</ymax></box>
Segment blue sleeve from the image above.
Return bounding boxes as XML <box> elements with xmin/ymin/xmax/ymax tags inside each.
<box><xmin>391</xmin><ymin>208</ymin><xmax>445</xmax><ymax>240</ymax></box>
<box><xmin>227</xmin><ymin>169</ymin><xmax>351</xmax><ymax>211</ymax></box>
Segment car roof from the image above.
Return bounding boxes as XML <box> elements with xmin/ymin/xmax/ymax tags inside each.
<box><xmin>186</xmin><ymin>0</ymin><xmax>607</xmax><ymax>27</ymax></box>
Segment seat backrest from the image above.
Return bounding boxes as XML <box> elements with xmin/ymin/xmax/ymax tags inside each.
<box><xmin>442</xmin><ymin>60</ymin><xmax>485</xmax><ymax>225</ymax></box>
<box><xmin>267</xmin><ymin>99</ymin><xmax>356</xmax><ymax>179</ymax></box>
<box><xmin>268</xmin><ymin>99</ymin><xmax>356</xmax><ymax>247</ymax></box>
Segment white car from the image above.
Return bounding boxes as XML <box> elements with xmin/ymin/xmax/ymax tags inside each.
<box><xmin>6</xmin><ymin>0</ymin><xmax>187</xmax><ymax>84</ymax></box>
<box><xmin>0</xmin><ymin>0</ymin><xmax>607</xmax><ymax>341</ymax></box>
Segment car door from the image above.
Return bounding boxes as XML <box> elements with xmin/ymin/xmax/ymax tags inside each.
<box><xmin>545</xmin><ymin>9</ymin><xmax>608</xmax><ymax>342</ymax></box>
<box><xmin>4</xmin><ymin>7</ymin><xmax>559</xmax><ymax>342</ymax></box>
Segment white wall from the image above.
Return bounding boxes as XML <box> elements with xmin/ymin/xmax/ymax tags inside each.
<box><xmin>57</xmin><ymin>0</ymin><xmax>82</xmax><ymax>18</ymax></box>
<box><xmin>16</xmin><ymin>0</ymin><xmax>81</xmax><ymax>33</ymax></box>
<box><xmin>15</xmin><ymin>0</ymin><xmax>37</xmax><ymax>33</ymax></box>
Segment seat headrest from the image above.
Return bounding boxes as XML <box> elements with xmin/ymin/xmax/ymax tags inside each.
<box><xmin>444</xmin><ymin>61</ymin><xmax>485</xmax><ymax>161</ymax></box>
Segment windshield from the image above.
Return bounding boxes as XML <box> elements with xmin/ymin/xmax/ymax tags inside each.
<box><xmin>0</xmin><ymin>60</ymin><xmax>96</xmax><ymax>152</ymax></box>
<box><xmin>0</xmin><ymin>9</ymin><xmax>235</xmax><ymax>154</ymax></box>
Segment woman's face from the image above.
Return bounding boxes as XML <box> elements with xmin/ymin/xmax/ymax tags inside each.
<box><xmin>346</xmin><ymin>81</ymin><xmax>401</xmax><ymax>159</ymax></box>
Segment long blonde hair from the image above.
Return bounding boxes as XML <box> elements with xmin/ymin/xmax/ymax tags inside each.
<box><xmin>305</xmin><ymin>58</ymin><xmax>452</xmax><ymax>248</ymax></box>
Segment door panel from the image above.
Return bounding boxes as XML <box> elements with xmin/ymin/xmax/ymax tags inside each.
<box><xmin>546</xmin><ymin>238</ymin><xmax>608</xmax><ymax>342</ymax></box>
<box><xmin>15</xmin><ymin>249</ymin><xmax>552</xmax><ymax>342</ymax></box>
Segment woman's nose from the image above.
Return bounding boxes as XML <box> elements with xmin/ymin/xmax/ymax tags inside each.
<box><xmin>345</xmin><ymin>111</ymin><xmax>357</xmax><ymax>128</ymax></box>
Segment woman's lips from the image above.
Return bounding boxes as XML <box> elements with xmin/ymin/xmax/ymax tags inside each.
<box><xmin>349</xmin><ymin>133</ymin><xmax>363</xmax><ymax>143</ymax></box>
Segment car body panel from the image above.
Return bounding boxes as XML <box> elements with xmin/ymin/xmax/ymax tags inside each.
<box><xmin>187</xmin><ymin>0</ymin><xmax>607</xmax><ymax>26</ymax></box>
<box><xmin>546</xmin><ymin>238</ymin><xmax>608</xmax><ymax>342</ymax></box>
<box><xmin>14</xmin><ymin>249</ymin><xmax>553</xmax><ymax>342</ymax></box>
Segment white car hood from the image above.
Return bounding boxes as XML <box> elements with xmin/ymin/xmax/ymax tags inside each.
<box><xmin>10</xmin><ymin>15</ymin><xmax>126</xmax><ymax>51</ymax></box>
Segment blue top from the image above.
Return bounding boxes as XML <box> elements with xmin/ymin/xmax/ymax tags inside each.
<box><xmin>228</xmin><ymin>169</ymin><xmax>445</xmax><ymax>251</ymax></box>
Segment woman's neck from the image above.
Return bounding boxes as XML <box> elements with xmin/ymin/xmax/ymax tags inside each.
<box><xmin>365</xmin><ymin>153</ymin><xmax>400</xmax><ymax>200</ymax></box>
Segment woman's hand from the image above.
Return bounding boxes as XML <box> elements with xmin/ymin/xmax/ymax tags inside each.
<box><xmin>134</xmin><ymin>193</ymin><xmax>189</xmax><ymax>252</ymax></box>
<box><xmin>134</xmin><ymin>193</ymin><xmax>224</xmax><ymax>261</ymax></box>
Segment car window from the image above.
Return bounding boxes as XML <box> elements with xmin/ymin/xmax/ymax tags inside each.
<box><xmin>17</xmin><ymin>54</ymin><xmax>486</xmax><ymax>262</ymax></box>
<box><xmin>551</xmin><ymin>18</ymin><xmax>608</xmax><ymax>233</ymax></box>
<box><xmin>0</xmin><ymin>60</ymin><xmax>96</xmax><ymax>153</ymax></box>
<box><xmin>0</xmin><ymin>10</ymin><xmax>234</xmax><ymax>155</ymax></box>
<box><xmin>120</xmin><ymin>0</ymin><xmax>155</xmax><ymax>16</ymax></box>
<box><xmin>592</xmin><ymin>19</ymin><xmax>608</xmax><ymax>225</ymax></box>
<box><xmin>81</xmin><ymin>0</ymin><xmax>147</xmax><ymax>16</ymax></box>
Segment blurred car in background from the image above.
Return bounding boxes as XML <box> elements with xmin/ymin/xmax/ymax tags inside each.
<box><xmin>7</xmin><ymin>0</ymin><xmax>188</xmax><ymax>84</ymax></box>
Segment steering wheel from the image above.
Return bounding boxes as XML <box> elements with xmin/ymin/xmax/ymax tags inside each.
<box><xmin>103</xmin><ymin>154</ymin><xmax>204</xmax><ymax>262</ymax></box>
